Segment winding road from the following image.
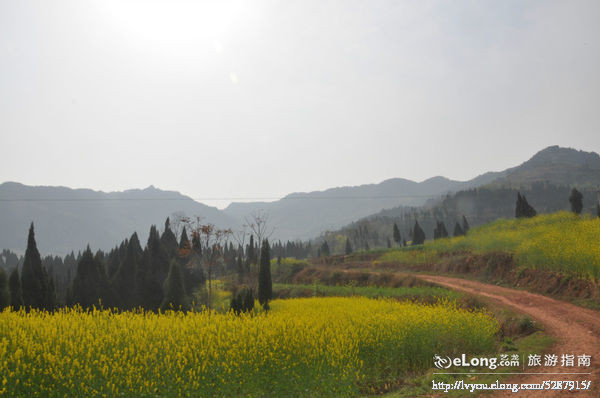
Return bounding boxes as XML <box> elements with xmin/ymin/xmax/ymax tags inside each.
<box><xmin>417</xmin><ymin>275</ymin><xmax>600</xmax><ymax>397</ymax></box>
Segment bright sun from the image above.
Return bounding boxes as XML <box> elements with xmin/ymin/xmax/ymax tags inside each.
<box><xmin>103</xmin><ymin>0</ymin><xmax>247</xmax><ymax>47</ymax></box>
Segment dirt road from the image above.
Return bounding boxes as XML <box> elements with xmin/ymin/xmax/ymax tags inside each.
<box><xmin>417</xmin><ymin>275</ymin><xmax>600</xmax><ymax>397</ymax></box>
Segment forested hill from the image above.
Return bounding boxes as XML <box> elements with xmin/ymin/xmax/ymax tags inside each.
<box><xmin>1</xmin><ymin>146</ymin><xmax>598</xmax><ymax>255</ymax></box>
<box><xmin>0</xmin><ymin>183</ymin><xmax>236</xmax><ymax>255</ymax></box>
<box><xmin>318</xmin><ymin>146</ymin><xmax>600</xmax><ymax>254</ymax></box>
<box><xmin>223</xmin><ymin>173</ymin><xmax>501</xmax><ymax>240</ymax></box>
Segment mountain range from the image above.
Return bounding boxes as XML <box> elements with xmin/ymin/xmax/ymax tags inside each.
<box><xmin>1</xmin><ymin>145</ymin><xmax>598</xmax><ymax>255</ymax></box>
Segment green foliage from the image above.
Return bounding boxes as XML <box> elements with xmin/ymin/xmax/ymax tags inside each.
<box><xmin>160</xmin><ymin>217</ymin><xmax>179</xmax><ymax>259</ymax></box>
<box><xmin>72</xmin><ymin>247</ymin><xmax>114</xmax><ymax>309</ymax></box>
<box><xmin>230</xmin><ymin>286</ymin><xmax>254</xmax><ymax>315</ymax></box>
<box><xmin>137</xmin><ymin>225</ymin><xmax>170</xmax><ymax>310</ymax></box>
<box><xmin>433</xmin><ymin>220</ymin><xmax>448</xmax><ymax>240</ymax></box>
<box><xmin>345</xmin><ymin>238</ymin><xmax>352</xmax><ymax>255</ymax></box>
<box><xmin>411</xmin><ymin>221</ymin><xmax>425</xmax><ymax>245</ymax></box>
<box><xmin>462</xmin><ymin>215</ymin><xmax>470</xmax><ymax>234</ymax></box>
<box><xmin>273</xmin><ymin>283</ymin><xmax>459</xmax><ymax>301</ymax></box>
<box><xmin>319</xmin><ymin>241</ymin><xmax>330</xmax><ymax>257</ymax></box>
<box><xmin>393</xmin><ymin>223</ymin><xmax>401</xmax><ymax>245</ymax></box>
<box><xmin>161</xmin><ymin>260</ymin><xmax>188</xmax><ymax>311</ymax></box>
<box><xmin>21</xmin><ymin>223</ymin><xmax>54</xmax><ymax>311</ymax></box>
<box><xmin>8</xmin><ymin>267</ymin><xmax>23</xmax><ymax>308</ymax></box>
<box><xmin>112</xmin><ymin>233</ymin><xmax>142</xmax><ymax>309</ymax></box>
<box><xmin>0</xmin><ymin>268</ymin><xmax>9</xmax><ymax>310</ymax></box>
<box><xmin>515</xmin><ymin>192</ymin><xmax>537</xmax><ymax>218</ymax></box>
<box><xmin>569</xmin><ymin>188</ymin><xmax>583</xmax><ymax>214</ymax></box>
<box><xmin>258</xmin><ymin>240</ymin><xmax>272</xmax><ymax>308</ymax></box>
<box><xmin>453</xmin><ymin>222</ymin><xmax>464</xmax><ymax>237</ymax></box>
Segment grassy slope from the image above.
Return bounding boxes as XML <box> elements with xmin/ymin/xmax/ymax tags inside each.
<box><xmin>377</xmin><ymin>212</ymin><xmax>600</xmax><ymax>280</ymax></box>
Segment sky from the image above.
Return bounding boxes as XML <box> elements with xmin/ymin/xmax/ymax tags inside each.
<box><xmin>1</xmin><ymin>0</ymin><xmax>599</xmax><ymax>209</ymax></box>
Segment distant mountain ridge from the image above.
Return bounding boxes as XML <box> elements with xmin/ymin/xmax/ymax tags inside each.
<box><xmin>224</xmin><ymin>173</ymin><xmax>503</xmax><ymax>240</ymax></box>
<box><xmin>1</xmin><ymin>145</ymin><xmax>598</xmax><ymax>255</ymax></box>
<box><xmin>489</xmin><ymin>146</ymin><xmax>600</xmax><ymax>188</ymax></box>
<box><xmin>0</xmin><ymin>183</ymin><xmax>236</xmax><ymax>255</ymax></box>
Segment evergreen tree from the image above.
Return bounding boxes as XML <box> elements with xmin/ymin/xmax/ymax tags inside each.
<box><xmin>597</xmin><ymin>202</ymin><xmax>600</xmax><ymax>218</ymax></box>
<box><xmin>138</xmin><ymin>225</ymin><xmax>170</xmax><ymax>311</ymax></box>
<box><xmin>569</xmin><ymin>188</ymin><xmax>583</xmax><ymax>215</ymax></box>
<box><xmin>433</xmin><ymin>221</ymin><xmax>448</xmax><ymax>240</ymax></box>
<box><xmin>345</xmin><ymin>238</ymin><xmax>353</xmax><ymax>255</ymax></box>
<box><xmin>160</xmin><ymin>218</ymin><xmax>179</xmax><ymax>259</ymax></box>
<box><xmin>21</xmin><ymin>223</ymin><xmax>52</xmax><ymax>310</ymax></box>
<box><xmin>179</xmin><ymin>227</ymin><xmax>189</xmax><ymax>250</ymax></box>
<box><xmin>161</xmin><ymin>260</ymin><xmax>188</xmax><ymax>311</ymax></box>
<box><xmin>453</xmin><ymin>222</ymin><xmax>464</xmax><ymax>237</ymax></box>
<box><xmin>320</xmin><ymin>241</ymin><xmax>330</xmax><ymax>257</ymax></box>
<box><xmin>8</xmin><ymin>267</ymin><xmax>23</xmax><ymax>308</ymax></box>
<box><xmin>230</xmin><ymin>286</ymin><xmax>254</xmax><ymax>315</ymax></box>
<box><xmin>45</xmin><ymin>273</ymin><xmax>56</xmax><ymax>311</ymax></box>
<box><xmin>0</xmin><ymin>268</ymin><xmax>9</xmax><ymax>310</ymax></box>
<box><xmin>515</xmin><ymin>193</ymin><xmax>537</xmax><ymax>218</ymax></box>
<box><xmin>72</xmin><ymin>247</ymin><xmax>113</xmax><ymax>309</ymax></box>
<box><xmin>247</xmin><ymin>235</ymin><xmax>256</xmax><ymax>267</ymax></box>
<box><xmin>112</xmin><ymin>232</ymin><xmax>142</xmax><ymax>309</ymax></box>
<box><xmin>412</xmin><ymin>221</ymin><xmax>426</xmax><ymax>245</ymax></box>
<box><xmin>236</xmin><ymin>255</ymin><xmax>244</xmax><ymax>282</ymax></box>
<box><xmin>392</xmin><ymin>223</ymin><xmax>401</xmax><ymax>245</ymax></box>
<box><xmin>462</xmin><ymin>215</ymin><xmax>470</xmax><ymax>234</ymax></box>
<box><xmin>258</xmin><ymin>240</ymin><xmax>272</xmax><ymax>309</ymax></box>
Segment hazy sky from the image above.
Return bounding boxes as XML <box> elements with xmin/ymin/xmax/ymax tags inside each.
<box><xmin>1</xmin><ymin>0</ymin><xmax>599</xmax><ymax>208</ymax></box>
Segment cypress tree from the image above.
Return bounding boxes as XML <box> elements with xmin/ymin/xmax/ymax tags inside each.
<box><xmin>161</xmin><ymin>260</ymin><xmax>188</xmax><ymax>311</ymax></box>
<box><xmin>243</xmin><ymin>287</ymin><xmax>255</xmax><ymax>312</ymax></box>
<box><xmin>0</xmin><ymin>269</ymin><xmax>9</xmax><ymax>310</ymax></box>
<box><xmin>392</xmin><ymin>223</ymin><xmax>401</xmax><ymax>245</ymax></box>
<box><xmin>434</xmin><ymin>221</ymin><xmax>448</xmax><ymax>239</ymax></box>
<box><xmin>21</xmin><ymin>223</ymin><xmax>51</xmax><ymax>310</ymax></box>
<box><xmin>412</xmin><ymin>221</ymin><xmax>425</xmax><ymax>245</ymax></box>
<box><xmin>462</xmin><ymin>215</ymin><xmax>470</xmax><ymax>234</ymax></box>
<box><xmin>179</xmin><ymin>227</ymin><xmax>189</xmax><ymax>250</ymax></box>
<box><xmin>345</xmin><ymin>238</ymin><xmax>353</xmax><ymax>255</ymax></box>
<box><xmin>516</xmin><ymin>193</ymin><xmax>537</xmax><ymax>218</ymax></box>
<box><xmin>453</xmin><ymin>222</ymin><xmax>464</xmax><ymax>237</ymax></box>
<box><xmin>258</xmin><ymin>240</ymin><xmax>272</xmax><ymax>309</ymax></box>
<box><xmin>569</xmin><ymin>188</ymin><xmax>583</xmax><ymax>215</ymax></box>
<box><xmin>138</xmin><ymin>225</ymin><xmax>170</xmax><ymax>311</ymax></box>
<box><xmin>72</xmin><ymin>247</ymin><xmax>113</xmax><ymax>309</ymax></box>
<box><xmin>8</xmin><ymin>267</ymin><xmax>22</xmax><ymax>308</ymax></box>
<box><xmin>596</xmin><ymin>202</ymin><xmax>600</xmax><ymax>218</ymax></box>
<box><xmin>160</xmin><ymin>218</ymin><xmax>179</xmax><ymax>259</ymax></box>
<box><xmin>247</xmin><ymin>235</ymin><xmax>256</xmax><ymax>267</ymax></box>
<box><xmin>515</xmin><ymin>193</ymin><xmax>523</xmax><ymax>218</ymax></box>
<box><xmin>236</xmin><ymin>255</ymin><xmax>244</xmax><ymax>282</ymax></box>
<box><xmin>112</xmin><ymin>232</ymin><xmax>142</xmax><ymax>309</ymax></box>
<box><xmin>320</xmin><ymin>241</ymin><xmax>330</xmax><ymax>257</ymax></box>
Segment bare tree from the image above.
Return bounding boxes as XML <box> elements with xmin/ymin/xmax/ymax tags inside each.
<box><xmin>177</xmin><ymin>215</ymin><xmax>231</xmax><ymax>310</ymax></box>
<box><xmin>245</xmin><ymin>210</ymin><xmax>275</xmax><ymax>252</ymax></box>
<box><xmin>170</xmin><ymin>211</ymin><xmax>188</xmax><ymax>241</ymax></box>
<box><xmin>232</xmin><ymin>224</ymin><xmax>249</xmax><ymax>253</ymax></box>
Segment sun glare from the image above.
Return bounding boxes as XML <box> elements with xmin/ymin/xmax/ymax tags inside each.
<box><xmin>103</xmin><ymin>0</ymin><xmax>247</xmax><ymax>48</ymax></box>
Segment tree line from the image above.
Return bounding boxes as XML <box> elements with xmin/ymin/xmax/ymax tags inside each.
<box><xmin>0</xmin><ymin>216</ymin><xmax>276</xmax><ymax>313</ymax></box>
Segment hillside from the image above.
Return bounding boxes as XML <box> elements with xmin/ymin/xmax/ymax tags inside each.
<box><xmin>224</xmin><ymin>174</ymin><xmax>500</xmax><ymax>240</ymax></box>
<box><xmin>490</xmin><ymin>145</ymin><xmax>600</xmax><ymax>187</ymax></box>
<box><xmin>0</xmin><ymin>183</ymin><xmax>236</xmax><ymax>254</ymax></box>
<box><xmin>320</xmin><ymin>146</ymin><xmax>600</xmax><ymax>252</ymax></box>
<box><xmin>2</xmin><ymin>146</ymin><xmax>598</xmax><ymax>255</ymax></box>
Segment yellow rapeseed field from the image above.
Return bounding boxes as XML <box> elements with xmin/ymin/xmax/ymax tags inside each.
<box><xmin>380</xmin><ymin>212</ymin><xmax>600</xmax><ymax>280</ymax></box>
<box><xmin>0</xmin><ymin>297</ymin><xmax>497</xmax><ymax>397</ymax></box>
